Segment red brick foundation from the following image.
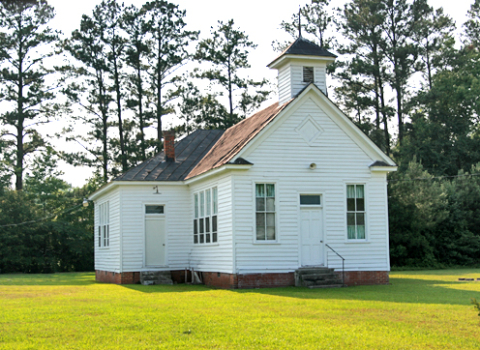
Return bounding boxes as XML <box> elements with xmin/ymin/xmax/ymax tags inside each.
<box><xmin>95</xmin><ymin>269</ymin><xmax>389</xmax><ymax>288</ymax></box>
<box><xmin>336</xmin><ymin>270</ymin><xmax>389</xmax><ymax>286</ymax></box>
<box><xmin>95</xmin><ymin>270</ymin><xmax>140</xmax><ymax>284</ymax></box>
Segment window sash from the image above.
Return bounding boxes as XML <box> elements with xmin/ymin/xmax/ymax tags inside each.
<box><xmin>256</xmin><ymin>184</ymin><xmax>276</xmax><ymax>241</ymax></box>
<box><xmin>347</xmin><ymin>185</ymin><xmax>366</xmax><ymax>240</ymax></box>
<box><xmin>194</xmin><ymin>188</ymin><xmax>218</xmax><ymax>244</ymax></box>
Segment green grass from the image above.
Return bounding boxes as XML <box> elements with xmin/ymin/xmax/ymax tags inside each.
<box><xmin>1</xmin><ymin>270</ymin><xmax>480</xmax><ymax>349</ymax></box>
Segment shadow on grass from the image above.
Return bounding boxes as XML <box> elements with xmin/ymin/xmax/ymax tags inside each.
<box><xmin>2</xmin><ymin>272</ymin><xmax>480</xmax><ymax>306</ymax></box>
<box><xmin>232</xmin><ymin>277</ymin><xmax>480</xmax><ymax>306</ymax></box>
<box><xmin>121</xmin><ymin>283</ymin><xmax>212</xmax><ymax>294</ymax></box>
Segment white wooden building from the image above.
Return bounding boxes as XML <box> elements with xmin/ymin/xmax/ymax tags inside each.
<box><xmin>90</xmin><ymin>37</ymin><xmax>397</xmax><ymax>288</ymax></box>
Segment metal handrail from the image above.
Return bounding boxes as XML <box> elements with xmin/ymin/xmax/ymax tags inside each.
<box><xmin>325</xmin><ymin>244</ymin><xmax>346</xmax><ymax>286</ymax></box>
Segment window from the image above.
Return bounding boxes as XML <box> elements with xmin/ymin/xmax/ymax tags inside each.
<box><xmin>300</xmin><ymin>194</ymin><xmax>321</xmax><ymax>206</ymax></box>
<box><xmin>256</xmin><ymin>184</ymin><xmax>276</xmax><ymax>241</ymax></box>
<box><xmin>145</xmin><ymin>205</ymin><xmax>164</xmax><ymax>214</ymax></box>
<box><xmin>303</xmin><ymin>66</ymin><xmax>314</xmax><ymax>83</ymax></box>
<box><xmin>347</xmin><ymin>185</ymin><xmax>365</xmax><ymax>240</ymax></box>
<box><xmin>194</xmin><ymin>187</ymin><xmax>218</xmax><ymax>244</ymax></box>
<box><xmin>98</xmin><ymin>202</ymin><xmax>110</xmax><ymax>247</ymax></box>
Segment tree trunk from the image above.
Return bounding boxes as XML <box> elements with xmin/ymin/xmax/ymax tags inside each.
<box><xmin>15</xmin><ymin>33</ymin><xmax>24</xmax><ymax>191</ymax></box>
<box><xmin>227</xmin><ymin>56</ymin><xmax>233</xmax><ymax>126</ymax></box>
<box><xmin>137</xmin><ymin>63</ymin><xmax>146</xmax><ymax>161</ymax></box>
<box><xmin>156</xmin><ymin>33</ymin><xmax>163</xmax><ymax>153</ymax></box>
<box><xmin>113</xmin><ymin>48</ymin><xmax>127</xmax><ymax>172</ymax></box>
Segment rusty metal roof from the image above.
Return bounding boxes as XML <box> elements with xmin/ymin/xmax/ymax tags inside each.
<box><xmin>185</xmin><ymin>101</ymin><xmax>292</xmax><ymax>180</ymax></box>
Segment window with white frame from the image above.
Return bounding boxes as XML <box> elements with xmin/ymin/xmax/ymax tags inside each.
<box><xmin>256</xmin><ymin>184</ymin><xmax>276</xmax><ymax>241</ymax></box>
<box><xmin>347</xmin><ymin>184</ymin><xmax>365</xmax><ymax>240</ymax></box>
<box><xmin>194</xmin><ymin>187</ymin><xmax>218</xmax><ymax>244</ymax></box>
<box><xmin>98</xmin><ymin>202</ymin><xmax>110</xmax><ymax>247</ymax></box>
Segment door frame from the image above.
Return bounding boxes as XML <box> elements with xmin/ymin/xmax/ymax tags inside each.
<box><xmin>142</xmin><ymin>202</ymin><xmax>168</xmax><ymax>268</ymax></box>
<box><xmin>297</xmin><ymin>192</ymin><xmax>325</xmax><ymax>267</ymax></box>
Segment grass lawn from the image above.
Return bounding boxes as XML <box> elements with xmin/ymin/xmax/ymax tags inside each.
<box><xmin>1</xmin><ymin>270</ymin><xmax>480</xmax><ymax>349</ymax></box>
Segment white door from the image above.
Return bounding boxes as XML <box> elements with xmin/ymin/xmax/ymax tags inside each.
<box><xmin>145</xmin><ymin>215</ymin><xmax>166</xmax><ymax>267</ymax></box>
<box><xmin>300</xmin><ymin>208</ymin><xmax>324</xmax><ymax>266</ymax></box>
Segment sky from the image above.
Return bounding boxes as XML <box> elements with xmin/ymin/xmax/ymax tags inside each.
<box><xmin>44</xmin><ymin>0</ymin><xmax>475</xmax><ymax>187</ymax></box>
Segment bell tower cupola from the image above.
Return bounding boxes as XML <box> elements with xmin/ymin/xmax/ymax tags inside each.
<box><xmin>267</xmin><ymin>37</ymin><xmax>337</xmax><ymax>105</ymax></box>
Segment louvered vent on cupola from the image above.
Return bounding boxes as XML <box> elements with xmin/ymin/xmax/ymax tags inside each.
<box><xmin>267</xmin><ymin>37</ymin><xmax>337</xmax><ymax>105</ymax></box>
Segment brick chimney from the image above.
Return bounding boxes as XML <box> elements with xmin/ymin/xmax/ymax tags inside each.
<box><xmin>163</xmin><ymin>131</ymin><xmax>175</xmax><ymax>162</ymax></box>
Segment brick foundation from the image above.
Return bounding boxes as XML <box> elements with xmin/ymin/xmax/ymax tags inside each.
<box><xmin>95</xmin><ymin>270</ymin><xmax>141</xmax><ymax>284</ymax></box>
<box><xmin>95</xmin><ymin>269</ymin><xmax>389</xmax><ymax>288</ymax></box>
<box><xmin>336</xmin><ymin>270</ymin><xmax>389</xmax><ymax>286</ymax></box>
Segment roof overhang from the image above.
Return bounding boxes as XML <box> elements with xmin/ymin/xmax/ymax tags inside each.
<box><xmin>89</xmin><ymin>180</ymin><xmax>185</xmax><ymax>201</ymax></box>
<box><xmin>89</xmin><ymin>164</ymin><xmax>253</xmax><ymax>201</ymax></box>
<box><xmin>268</xmin><ymin>54</ymin><xmax>336</xmax><ymax>70</ymax></box>
<box><xmin>184</xmin><ymin>163</ymin><xmax>252</xmax><ymax>185</ymax></box>
<box><xmin>370</xmin><ymin>165</ymin><xmax>398</xmax><ymax>172</ymax></box>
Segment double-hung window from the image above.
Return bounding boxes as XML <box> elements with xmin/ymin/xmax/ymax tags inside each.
<box><xmin>256</xmin><ymin>184</ymin><xmax>276</xmax><ymax>241</ymax></box>
<box><xmin>98</xmin><ymin>202</ymin><xmax>110</xmax><ymax>247</ymax></box>
<box><xmin>347</xmin><ymin>184</ymin><xmax>366</xmax><ymax>240</ymax></box>
<box><xmin>194</xmin><ymin>187</ymin><xmax>218</xmax><ymax>244</ymax></box>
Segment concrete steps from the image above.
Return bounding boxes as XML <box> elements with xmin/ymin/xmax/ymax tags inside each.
<box><xmin>140</xmin><ymin>271</ymin><xmax>173</xmax><ymax>286</ymax></box>
<box><xmin>295</xmin><ymin>267</ymin><xmax>344</xmax><ymax>288</ymax></box>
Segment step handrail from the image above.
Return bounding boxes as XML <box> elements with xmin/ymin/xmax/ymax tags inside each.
<box><xmin>325</xmin><ymin>244</ymin><xmax>345</xmax><ymax>286</ymax></box>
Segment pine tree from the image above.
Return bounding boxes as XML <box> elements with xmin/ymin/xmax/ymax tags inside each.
<box><xmin>195</xmin><ymin>19</ymin><xmax>270</xmax><ymax>128</ymax></box>
<box><xmin>0</xmin><ymin>0</ymin><xmax>59</xmax><ymax>191</ymax></box>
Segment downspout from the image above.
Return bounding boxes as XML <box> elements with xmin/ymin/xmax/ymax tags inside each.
<box><xmin>231</xmin><ymin>175</ymin><xmax>238</xmax><ymax>288</ymax></box>
<box><xmin>119</xmin><ymin>188</ymin><xmax>123</xmax><ymax>276</ymax></box>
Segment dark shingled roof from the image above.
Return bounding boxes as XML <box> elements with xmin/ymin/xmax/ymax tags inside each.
<box><xmin>268</xmin><ymin>37</ymin><xmax>337</xmax><ymax>67</ymax></box>
<box><xmin>370</xmin><ymin>160</ymin><xmax>395</xmax><ymax>167</ymax></box>
<box><xmin>114</xmin><ymin>129</ymin><xmax>225</xmax><ymax>182</ymax></box>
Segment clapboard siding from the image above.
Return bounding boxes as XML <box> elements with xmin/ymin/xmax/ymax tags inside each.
<box><xmin>120</xmin><ymin>184</ymin><xmax>191</xmax><ymax>272</ymax></box>
<box><xmin>278</xmin><ymin>65</ymin><xmax>292</xmax><ymax>105</ymax></box>
<box><xmin>233</xmin><ymin>96</ymin><xmax>390</xmax><ymax>273</ymax></box>
<box><xmin>278</xmin><ymin>62</ymin><xmax>328</xmax><ymax>105</ymax></box>
<box><xmin>188</xmin><ymin>174</ymin><xmax>234</xmax><ymax>273</ymax></box>
<box><xmin>94</xmin><ymin>188</ymin><xmax>121</xmax><ymax>272</ymax></box>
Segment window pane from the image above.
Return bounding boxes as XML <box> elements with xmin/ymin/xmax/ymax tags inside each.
<box><xmin>347</xmin><ymin>198</ymin><xmax>356</xmax><ymax>211</ymax></box>
<box><xmin>266</xmin><ymin>198</ymin><xmax>275</xmax><ymax>212</ymax></box>
<box><xmin>212</xmin><ymin>216</ymin><xmax>217</xmax><ymax>232</ymax></box>
<box><xmin>357</xmin><ymin>198</ymin><xmax>365</xmax><ymax>211</ymax></box>
<box><xmin>300</xmin><ymin>195</ymin><xmax>321</xmax><ymax>205</ymax></box>
<box><xmin>347</xmin><ymin>225</ymin><xmax>356</xmax><ymax>239</ymax></box>
<box><xmin>266</xmin><ymin>213</ymin><xmax>275</xmax><ymax>240</ymax></box>
<box><xmin>200</xmin><ymin>192</ymin><xmax>205</xmax><ymax>217</ymax></box>
<box><xmin>347</xmin><ymin>185</ymin><xmax>355</xmax><ymax>198</ymax></box>
<box><xmin>256</xmin><ymin>184</ymin><xmax>265</xmax><ymax>198</ymax></box>
<box><xmin>357</xmin><ymin>225</ymin><xmax>365</xmax><ymax>239</ymax></box>
<box><xmin>206</xmin><ymin>190</ymin><xmax>211</xmax><ymax>216</ymax></box>
<box><xmin>194</xmin><ymin>235</ymin><xmax>198</xmax><ymax>244</ymax></box>
<box><xmin>199</xmin><ymin>218</ymin><xmax>204</xmax><ymax>234</ymax></box>
<box><xmin>213</xmin><ymin>187</ymin><xmax>218</xmax><ymax>214</ymax></box>
<box><xmin>103</xmin><ymin>225</ymin><xmax>107</xmax><ymax>246</ymax></box>
<box><xmin>266</xmin><ymin>184</ymin><xmax>275</xmax><ymax>197</ymax></box>
<box><xmin>206</xmin><ymin>234</ymin><xmax>211</xmax><ymax>243</ymax></box>
<box><xmin>356</xmin><ymin>213</ymin><xmax>365</xmax><ymax>226</ymax></box>
<box><xmin>145</xmin><ymin>205</ymin><xmax>164</xmax><ymax>214</ymax></box>
<box><xmin>256</xmin><ymin>213</ymin><xmax>265</xmax><ymax>240</ymax></box>
<box><xmin>200</xmin><ymin>234</ymin><xmax>204</xmax><ymax>244</ymax></box>
<box><xmin>98</xmin><ymin>227</ymin><xmax>101</xmax><ymax>247</ymax></box>
<box><xmin>347</xmin><ymin>213</ymin><xmax>356</xmax><ymax>226</ymax></box>
<box><xmin>356</xmin><ymin>185</ymin><xmax>364</xmax><ymax>198</ymax></box>
<box><xmin>213</xmin><ymin>232</ymin><xmax>217</xmax><ymax>243</ymax></box>
<box><xmin>256</xmin><ymin>197</ymin><xmax>265</xmax><ymax>211</ymax></box>
<box><xmin>194</xmin><ymin>220</ymin><xmax>198</xmax><ymax>234</ymax></box>
<box><xmin>106</xmin><ymin>226</ymin><xmax>109</xmax><ymax>246</ymax></box>
<box><xmin>206</xmin><ymin>217</ymin><xmax>210</xmax><ymax>233</ymax></box>
<box><xmin>194</xmin><ymin>194</ymin><xmax>198</xmax><ymax>218</ymax></box>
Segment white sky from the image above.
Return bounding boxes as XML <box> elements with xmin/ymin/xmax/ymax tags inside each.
<box><xmin>44</xmin><ymin>0</ymin><xmax>474</xmax><ymax>187</ymax></box>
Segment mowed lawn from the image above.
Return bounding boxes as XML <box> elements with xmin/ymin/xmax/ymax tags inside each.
<box><xmin>1</xmin><ymin>270</ymin><xmax>480</xmax><ymax>349</ymax></box>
